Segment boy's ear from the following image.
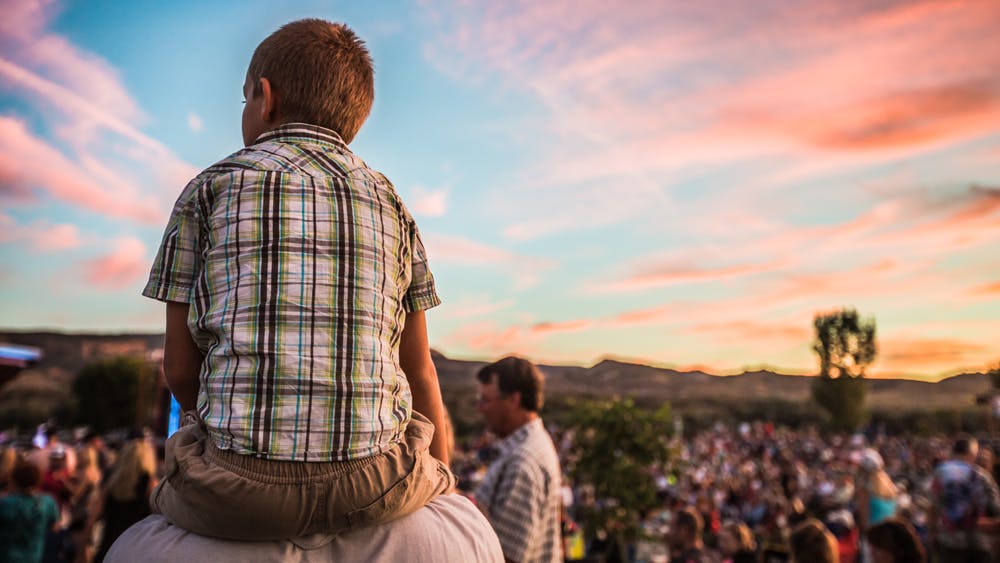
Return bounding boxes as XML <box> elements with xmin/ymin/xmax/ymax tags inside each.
<box><xmin>257</xmin><ymin>77</ymin><xmax>278</xmax><ymax>123</ymax></box>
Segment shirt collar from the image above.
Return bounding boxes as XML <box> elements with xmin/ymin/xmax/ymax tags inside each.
<box><xmin>497</xmin><ymin>417</ymin><xmax>543</xmax><ymax>455</ymax></box>
<box><xmin>254</xmin><ymin>123</ymin><xmax>348</xmax><ymax>150</ymax></box>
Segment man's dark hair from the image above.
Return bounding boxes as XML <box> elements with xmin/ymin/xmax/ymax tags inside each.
<box><xmin>476</xmin><ymin>356</ymin><xmax>545</xmax><ymax>412</ymax></box>
<box><xmin>675</xmin><ymin>507</ymin><xmax>703</xmax><ymax>537</ymax></box>
<box><xmin>248</xmin><ymin>18</ymin><xmax>374</xmax><ymax>143</ymax></box>
<box><xmin>954</xmin><ymin>434</ymin><xmax>978</xmax><ymax>456</ymax></box>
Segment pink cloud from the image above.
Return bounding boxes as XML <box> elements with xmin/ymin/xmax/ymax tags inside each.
<box><xmin>531</xmin><ymin>319</ymin><xmax>592</xmax><ymax>335</ymax></box>
<box><xmin>31</xmin><ymin>223</ymin><xmax>81</xmax><ymax>251</ymax></box>
<box><xmin>692</xmin><ymin>320</ymin><xmax>811</xmax><ymax>343</ymax></box>
<box><xmin>878</xmin><ymin>336</ymin><xmax>994</xmax><ymax>374</ymax></box>
<box><xmin>422</xmin><ymin>232</ymin><xmax>556</xmax><ymax>289</ymax></box>
<box><xmin>422</xmin><ymin>0</ymin><xmax>1000</xmax><ymax>241</ymax></box>
<box><xmin>589</xmin><ymin>259</ymin><xmax>784</xmax><ymax>294</ymax></box>
<box><xmin>407</xmin><ymin>185</ymin><xmax>449</xmax><ymax>218</ymax></box>
<box><xmin>0</xmin><ymin>117</ymin><xmax>161</xmax><ymax>222</ymax></box>
<box><xmin>970</xmin><ymin>281</ymin><xmax>1000</xmax><ymax>296</ymax></box>
<box><xmin>0</xmin><ymin>1</ymin><xmax>197</xmax><ymax>224</ymax></box>
<box><xmin>80</xmin><ymin>236</ymin><xmax>148</xmax><ymax>290</ymax></box>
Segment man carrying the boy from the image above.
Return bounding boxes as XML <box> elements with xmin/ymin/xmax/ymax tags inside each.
<box><xmin>142</xmin><ymin>18</ymin><xmax>453</xmax><ymax>539</ymax></box>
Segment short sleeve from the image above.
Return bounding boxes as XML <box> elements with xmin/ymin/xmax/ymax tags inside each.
<box><xmin>142</xmin><ymin>178</ymin><xmax>204</xmax><ymax>303</ymax></box>
<box><xmin>483</xmin><ymin>458</ymin><xmax>545</xmax><ymax>562</ymax></box>
<box><xmin>402</xmin><ymin>222</ymin><xmax>441</xmax><ymax>312</ymax></box>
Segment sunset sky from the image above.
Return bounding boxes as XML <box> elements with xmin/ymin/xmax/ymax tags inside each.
<box><xmin>1</xmin><ymin>0</ymin><xmax>998</xmax><ymax>379</ymax></box>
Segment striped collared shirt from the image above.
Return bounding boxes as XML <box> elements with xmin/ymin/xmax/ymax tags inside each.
<box><xmin>143</xmin><ymin>123</ymin><xmax>440</xmax><ymax>461</ymax></box>
<box><xmin>473</xmin><ymin>418</ymin><xmax>563</xmax><ymax>563</ymax></box>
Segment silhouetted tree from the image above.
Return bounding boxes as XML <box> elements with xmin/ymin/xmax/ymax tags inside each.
<box><xmin>989</xmin><ymin>362</ymin><xmax>1000</xmax><ymax>390</ymax></box>
<box><xmin>72</xmin><ymin>356</ymin><xmax>158</xmax><ymax>432</ymax></box>
<box><xmin>811</xmin><ymin>308</ymin><xmax>876</xmax><ymax>431</ymax></box>
<box><xmin>566</xmin><ymin>398</ymin><xmax>675</xmax><ymax>562</ymax></box>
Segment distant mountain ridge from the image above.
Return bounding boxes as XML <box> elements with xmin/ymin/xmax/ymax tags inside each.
<box><xmin>0</xmin><ymin>330</ymin><xmax>990</xmax><ymax>413</ymax></box>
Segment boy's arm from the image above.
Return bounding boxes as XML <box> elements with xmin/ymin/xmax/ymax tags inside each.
<box><xmin>164</xmin><ymin>301</ymin><xmax>203</xmax><ymax>412</ymax></box>
<box><xmin>399</xmin><ymin>310</ymin><xmax>449</xmax><ymax>466</ymax></box>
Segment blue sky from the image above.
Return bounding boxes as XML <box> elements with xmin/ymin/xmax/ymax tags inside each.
<box><xmin>2</xmin><ymin>0</ymin><xmax>999</xmax><ymax>378</ymax></box>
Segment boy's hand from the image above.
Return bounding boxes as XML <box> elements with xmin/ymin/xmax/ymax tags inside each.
<box><xmin>164</xmin><ymin>301</ymin><xmax>204</xmax><ymax>411</ymax></box>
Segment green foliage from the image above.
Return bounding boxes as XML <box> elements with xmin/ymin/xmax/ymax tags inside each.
<box><xmin>813</xmin><ymin>308</ymin><xmax>877</xmax><ymax>378</ymax></box>
<box><xmin>811</xmin><ymin>309</ymin><xmax>876</xmax><ymax>432</ymax></box>
<box><xmin>565</xmin><ymin>398</ymin><xmax>675</xmax><ymax>545</ymax></box>
<box><xmin>72</xmin><ymin>356</ymin><xmax>158</xmax><ymax>432</ymax></box>
<box><xmin>811</xmin><ymin>374</ymin><xmax>868</xmax><ymax>432</ymax></box>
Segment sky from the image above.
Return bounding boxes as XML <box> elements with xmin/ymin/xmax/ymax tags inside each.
<box><xmin>1</xmin><ymin>0</ymin><xmax>998</xmax><ymax>380</ymax></box>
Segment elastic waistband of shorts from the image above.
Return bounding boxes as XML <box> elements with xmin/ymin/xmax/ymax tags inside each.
<box><xmin>200</xmin><ymin>435</ymin><xmax>389</xmax><ymax>483</ymax></box>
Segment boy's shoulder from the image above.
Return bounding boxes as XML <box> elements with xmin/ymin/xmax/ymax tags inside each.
<box><xmin>190</xmin><ymin>131</ymin><xmax>388</xmax><ymax>187</ymax></box>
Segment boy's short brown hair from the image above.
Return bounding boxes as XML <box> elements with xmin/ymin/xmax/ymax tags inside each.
<box><xmin>248</xmin><ymin>19</ymin><xmax>374</xmax><ymax>143</ymax></box>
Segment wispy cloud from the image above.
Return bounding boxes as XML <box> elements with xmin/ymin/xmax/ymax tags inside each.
<box><xmin>423</xmin><ymin>232</ymin><xmax>556</xmax><ymax>290</ymax></box>
<box><xmin>0</xmin><ymin>0</ymin><xmax>196</xmax><ymax>224</ymax></box>
<box><xmin>408</xmin><ymin>185</ymin><xmax>448</xmax><ymax>218</ymax></box>
<box><xmin>0</xmin><ymin>117</ymin><xmax>162</xmax><ymax>221</ymax></box>
<box><xmin>879</xmin><ymin>336</ymin><xmax>993</xmax><ymax>374</ymax></box>
<box><xmin>0</xmin><ymin>212</ymin><xmax>82</xmax><ymax>251</ymax></box>
<box><xmin>80</xmin><ymin>236</ymin><xmax>148</xmax><ymax>290</ymax></box>
<box><xmin>422</xmin><ymin>0</ymin><xmax>1000</xmax><ymax>241</ymax></box>
<box><xmin>187</xmin><ymin>112</ymin><xmax>203</xmax><ymax>132</ymax></box>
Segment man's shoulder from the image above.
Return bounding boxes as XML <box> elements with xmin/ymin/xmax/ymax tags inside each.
<box><xmin>104</xmin><ymin>495</ymin><xmax>503</xmax><ymax>563</ymax></box>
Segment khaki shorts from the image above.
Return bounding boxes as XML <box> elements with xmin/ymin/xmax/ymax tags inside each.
<box><xmin>151</xmin><ymin>411</ymin><xmax>454</xmax><ymax>540</ymax></box>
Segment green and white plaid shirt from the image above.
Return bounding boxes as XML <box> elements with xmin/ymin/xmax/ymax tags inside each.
<box><xmin>143</xmin><ymin>123</ymin><xmax>440</xmax><ymax>461</ymax></box>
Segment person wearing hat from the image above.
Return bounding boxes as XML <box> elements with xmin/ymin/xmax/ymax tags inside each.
<box><xmin>855</xmin><ymin>448</ymin><xmax>898</xmax><ymax>533</ymax></box>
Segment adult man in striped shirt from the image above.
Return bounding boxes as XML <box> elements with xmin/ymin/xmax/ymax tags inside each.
<box><xmin>473</xmin><ymin>357</ymin><xmax>563</xmax><ymax>563</ymax></box>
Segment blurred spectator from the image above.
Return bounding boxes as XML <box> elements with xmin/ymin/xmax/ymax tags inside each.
<box><xmin>70</xmin><ymin>445</ymin><xmax>104</xmax><ymax>563</ymax></box>
<box><xmin>668</xmin><ymin>507</ymin><xmax>719</xmax><ymax>563</ymax></box>
<box><xmin>95</xmin><ymin>437</ymin><xmax>157</xmax><ymax>562</ymax></box>
<box><xmin>717</xmin><ymin>520</ymin><xmax>756</xmax><ymax>563</ymax></box>
<box><xmin>29</xmin><ymin>427</ymin><xmax>77</xmax><ymax>474</ymax></box>
<box><xmin>855</xmin><ymin>448</ymin><xmax>898</xmax><ymax>532</ymax></box>
<box><xmin>0</xmin><ymin>446</ymin><xmax>15</xmax><ymax>492</ymax></box>
<box><xmin>866</xmin><ymin>518</ymin><xmax>925</xmax><ymax>563</ymax></box>
<box><xmin>930</xmin><ymin>435</ymin><xmax>1000</xmax><ymax>563</ymax></box>
<box><xmin>0</xmin><ymin>458</ymin><xmax>60</xmax><ymax>563</ymax></box>
<box><xmin>789</xmin><ymin>518</ymin><xmax>838</xmax><ymax>563</ymax></box>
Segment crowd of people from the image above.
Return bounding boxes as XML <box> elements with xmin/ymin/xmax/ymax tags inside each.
<box><xmin>3</xmin><ymin>409</ymin><xmax>1000</xmax><ymax>561</ymax></box>
<box><xmin>454</xmin><ymin>419</ymin><xmax>1000</xmax><ymax>562</ymax></box>
<box><xmin>0</xmin><ymin>427</ymin><xmax>158</xmax><ymax>562</ymax></box>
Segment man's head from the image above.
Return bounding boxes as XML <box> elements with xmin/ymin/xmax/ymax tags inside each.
<box><xmin>243</xmin><ymin>19</ymin><xmax>374</xmax><ymax>146</ymax></box>
<box><xmin>789</xmin><ymin>519</ymin><xmax>838</xmax><ymax>563</ymax></box>
<box><xmin>82</xmin><ymin>429</ymin><xmax>104</xmax><ymax>450</ymax></box>
<box><xmin>668</xmin><ymin>507</ymin><xmax>703</xmax><ymax>552</ymax></box>
<box><xmin>953</xmin><ymin>434</ymin><xmax>979</xmax><ymax>463</ymax></box>
<box><xmin>11</xmin><ymin>458</ymin><xmax>43</xmax><ymax>492</ymax></box>
<box><xmin>475</xmin><ymin>356</ymin><xmax>544</xmax><ymax>438</ymax></box>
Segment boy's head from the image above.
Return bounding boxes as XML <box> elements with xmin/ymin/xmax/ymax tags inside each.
<box><xmin>243</xmin><ymin>19</ymin><xmax>374</xmax><ymax>146</ymax></box>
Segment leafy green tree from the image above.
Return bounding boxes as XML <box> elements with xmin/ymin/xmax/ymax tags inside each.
<box><xmin>72</xmin><ymin>356</ymin><xmax>158</xmax><ymax>432</ymax></box>
<box><xmin>565</xmin><ymin>398</ymin><xmax>675</xmax><ymax>560</ymax></box>
<box><xmin>813</xmin><ymin>308</ymin><xmax>877</xmax><ymax>378</ymax></box>
<box><xmin>810</xmin><ymin>308</ymin><xmax>876</xmax><ymax>431</ymax></box>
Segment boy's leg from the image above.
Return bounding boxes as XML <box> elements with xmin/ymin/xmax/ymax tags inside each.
<box><xmin>333</xmin><ymin>411</ymin><xmax>455</xmax><ymax>532</ymax></box>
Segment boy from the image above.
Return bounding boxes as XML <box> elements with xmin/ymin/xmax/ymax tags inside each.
<box><xmin>142</xmin><ymin>19</ymin><xmax>453</xmax><ymax>539</ymax></box>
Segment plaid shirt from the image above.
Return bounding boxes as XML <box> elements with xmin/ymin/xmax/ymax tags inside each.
<box><xmin>474</xmin><ymin>418</ymin><xmax>562</xmax><ymax>563</ymax></box>
<box><xmin>143</xmin><ymin>123</ymin><xmax>440</xmax><ymax>461</ymax></box>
